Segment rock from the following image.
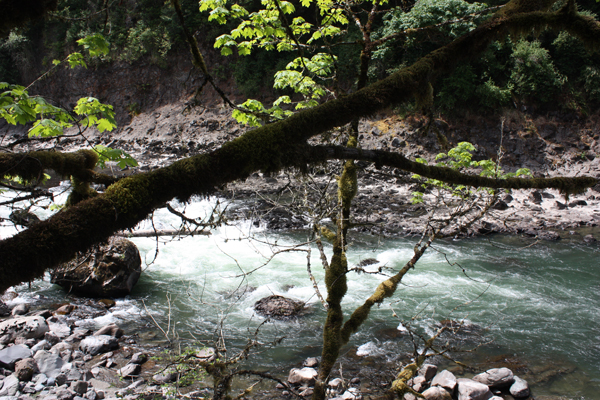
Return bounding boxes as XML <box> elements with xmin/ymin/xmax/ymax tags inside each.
<box><xmin>509</xmin><ymin>376</ymin><xmax>530</xmax><ymax>398</ymax></box>
<box><xmin>50</xmin><ymin>237</ymin><xmax>142</xmax><ymax>297</ymax></box>
<box><xmin>152</xmin><ymin>372</ymin><xmax>178</xmax><ymax>384</ymax></box>
<box><xmin>34</xmin><ymin>351</ymin><xmax>65</xmax><ymax>378</ymax></box>
<box><xmin>71</xmin><ymin>380</ymin><xmax>88</xmax><ymax>395</ymax></box>
<box><xmin>419</xmin><ymin>364</ymin><xmax>438</xmax><ymax>381</ymax></box>
<box><xmin>568</xmin><ymin>200</ymin><xmax>587</xmax><ymax>207</ymax></box>
<box><xmin>328</xmin><ymin>378</ymin><xmax>343</xmax><ymax>390</ymax></box>
<box><xmin>472</xmin><ymin>368</ymin><xmax>514</xmax><ymax>388</ymax></box>
<box><xmin>538</xmin><ymin>231</ymin><xmax>560</xmax><ymax>241</ymax></box>
<box><xmin>129</xmin><ymin>353</ymin><xmax>147</xmax><ymax>365</ymax></box>
<box><xmin>10</xmin><ymin>304</ymin><xmax>28</xmax><ymax>316</ymax></box>
<box><xmin>254</xmin><ymin>295</ymin><xmax>305</xmax><ymax>320</ymax></box>
<box><xmin>303</xmin><ymin>357</ymin><xmax>319</xmax><ymax>368</ymax></box>
<box><xmin>93</xmin><ymin>324</ymin><xmax>123</xmax><ymax>338</ymax></box>
<box><xmin>97</xmin><ymin>299</ymin><xmax>115</xmax><ymax>309</ymax></box>
<box><xmin>583</xmin><ymin>234</ymin><xmax>597</xmax><ymax>243</ymax></box>
<box><xmin>118</xmin><ymin>363</ymin><xmax>141</xmax><ymax>378</ymax></box>
<box><xmin>492</xmin><ymin>200</ymin><xmax>509</xmax><ymax>210</ymax></box>
<box><xmin>0</xmin><ymin>374</ymin><xmax>19</xmax><ymax>396</ymax></box>
<box><xmin>0</xmin><ymin>345</ymin><xmax>32</xmax><ymax>368</ymax></box>
<box><xmin>14</xmin><ymin>358</ymin><xmax>36</xmax><ymax>381</ymax></box>
<box><xmin>48</xmin><ymin>320</ymin><xmax>71</xmax><ymax>339</ymax></box>
<box><xmin>30</xmin><ymin>340</ymin><xmax>51</xmax><ymax>353</ymax></box>
<box><xmin>9</xmin><ymin>209</ymin><xmax>40</xmax><ymax>227</ymax></box>
<box><xmin>529</xmin><ymin>191</ymin><xmax>542</xmax><ymax>204</ymax></box>
<box><xmin>422</xmin><ymin>386</ymin><xmax>452</xmax><ymax>400</ymax></box>
<box><xmin>195</xmin><ymin>347</ymin><xmax>215</xmax><ymax>362</ymax></box>
<box><xmin>555</xmin><ymin>201</ymin><xmax>567</xmax><ymax>210</ymax></box>
<box><xmin>54</xmin><ymin>388</ymin><xmax>74</xmax><ymax>400</ymax></box>
<box><xmin>300</xmin><ymin>387</ymin><xmax>314</xmax><ymax>397</ymax></box>
<box><xmin>431</xmin><ymin>370</ymin><xmax>457</xmax><ymax>393</ymax></box>
<box><xmin>341</xmin><ymin>387</ymin><xmax>362</xmax><ymax>399</ymax></box>
<box><xmin>457</xmin><ymin>378</ymin><xmax>492</xmax><ymax>400</ymax></box>
<box><xmin>357</xmin><ymin>258</ymin><xmax>379</xmax><ymax>267</ymax></box>
<box><xmin>0</xmin><ymin>317</ymin><xmax>49</xmax><ymax>342</ymax></box>
<box><xmin>79</xmin><ymin>336</ymin><xmax>118</xmax><ymax>356</ymax></box>
<box><xmin>287</xmin><ymin>367</ymin><xmax>317</xmax><ymax>386</ymax></box>
<box><xmin>54</xmin><ymin>305</ymin><xmax>76</xmax><ymax>316</ymax></box>
<box><xmin>411</xmin><ymin>376</ymin><xmax>427</xmax><ymax>392</ymax></box>
<box><xmin>0</xmin><ymin>302</ymin><xmax>10</xmax><ymax>317</ymax></box>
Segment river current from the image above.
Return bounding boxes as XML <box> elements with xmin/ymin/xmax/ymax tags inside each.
<box><xmin>2</xmin><ymin>193</ymin><xmax>599</xmax><ymax>399</ymax></box>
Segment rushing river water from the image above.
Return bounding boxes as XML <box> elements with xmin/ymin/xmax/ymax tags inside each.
<box><xmin>2</xmin><ymin>193</ymin><xmax>599</xmax><ymax>399</ymax></box>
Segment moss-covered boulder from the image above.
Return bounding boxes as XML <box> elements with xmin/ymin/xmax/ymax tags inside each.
<box><xmin>50</xmin><ymin>237</ymin><xmax>141</xmax><ymax>297</ymax></box>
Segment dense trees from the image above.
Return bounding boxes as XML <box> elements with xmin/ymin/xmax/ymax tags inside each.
<box><xmin>0</xmin><ymin>0</ymin><xmax>599</xmax><ymax>398</ymax></box>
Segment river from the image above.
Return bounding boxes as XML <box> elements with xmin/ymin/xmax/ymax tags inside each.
<box><xmin>2</xmin><ymin>193</ymin><xmax>599</xmax><ymax>399</ymax></box>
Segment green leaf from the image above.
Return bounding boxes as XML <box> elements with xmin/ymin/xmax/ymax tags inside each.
<box><xmin>77</xmin><ymin>33</ymin><xmax>110</xmax><ymax>57</ymax></box>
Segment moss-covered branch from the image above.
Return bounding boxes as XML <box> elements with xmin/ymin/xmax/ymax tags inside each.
<box><xmin>308</xmin><ymin>145</ymin><xmax>598</xmax><ymax>195</ymax></box>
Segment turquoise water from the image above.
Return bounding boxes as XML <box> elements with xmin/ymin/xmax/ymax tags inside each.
<box><xmin>4</xmin><ymin>196</ymin><xmax>599</xmax><ymax>398</ymax></box>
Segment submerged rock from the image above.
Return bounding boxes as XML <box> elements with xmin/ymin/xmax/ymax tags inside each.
<box><xmin>254</xmin><ymin>295</ymin><xmax>305</xmax><ymax>320</ymax></box>
<box><xmin>51</xmin><ymin>237</ymin><xmax>142</xmax><ymax>297</ymax></box>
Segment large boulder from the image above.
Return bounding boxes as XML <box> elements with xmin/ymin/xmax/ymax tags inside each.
<box><xmin>472</xmin><ymin>368</ymin><xmax>514</xmax><ymax>389</ymax></box>
<box><xmin>457</xmin><ymin>379</ymin><xmax>492</xmax><ymax>400</ymax></box>
<box><xmin>509</xmin><ymin>376</ymin><xmax>530</xmax><ymax>398</ymax></box>
<box><xmin>50</xmin><ymin>237</ymin><xmax>142</xmax><ymax>297</ymax></box>
<box><xmin>431</xmin><ymin>370</ymin><xmax>457</xmax><ymax>393</ymax></box>
<box><xmin>79</xmin><ymin>335</ymin><xmax>119</xmax><ymax>356</ymax></box>
<box><xmin>0</xmin><ymin>316</ymin><xmax>49</xmax><ymax>343</ymax></box>
<box><xmin>288</xmin><ymin>367</ymin><xmax>317</xmax><ymax>386</ymax></box>
<box><xmin>254</xmin><ymin>295</ymin><xmax>305</xmax><ymax>320</ymax></box>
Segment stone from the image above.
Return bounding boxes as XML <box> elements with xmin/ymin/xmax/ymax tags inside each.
<box><xmin>152</xmin><ymin>372</ymin><xmax>178</xmax><ymax>384</ymax></box>
<box><xmin>45</xmin><ymin>332</ymin><xmax>60</xmax><ymax>346</ymax></box>
<box><xmin>93</xmin><ymin>324</ymin><xmax>123</xmax><ymax>339</ymax></box>
<box><xmin>287</xmin><ymin>367</ymin><xmax>317</xmax><ymax>386</ymax></box>
<box><xmin>79</xmin><ymin>336</ymin><xmax>118</xmax><ymax>356</ymax></box>
<box><xmin>568</xmin><ymin>200</ymin><xmax>587</xmax><ymax>207</ymax></box>
<box><xmin>457</xmin><ymin>378</ymin><xmax>492</xmax><ymax>400</ymax></box>
<box><xmin>14</xmin><ymin>358</ymin><xmax>37</xmax><ymax>381</ymax></box>
<box><xmin>0</xmin><ymin>345</ymin><xmax>32</xmax><ymax>369</ymax></box>
<box><xmin>422</xmin><ymin>386</ymin><xmax>452</xmax><ymax>400</ymax></box>
<box><xmin>529</xmin><ymin>191</ymin><xmax>542</xmax><ymax>204</ymax></box>
<box><xmin>328</xmin><ymin>378</ymin><xmax>343</xmax><ymax>390</ymax></box>
<box><xmin>419</xmin><ymin>364</ymin><xmax>438</xmax><ymax>381</ymax></box>
<box><xmin>34</xmin><ymin>350</ymin><xmax>65</xmax><ymax>378</ymax></box>
<box><xmin>254</xmin><ymin>295</ymin><xmax>305</xmax><ymax>320</ymax></box>
<box><xmin>509</xmin><ymin>376</ymin><xmax>530</xmax><ymax>398</ymax></box>
<box><xmin>0</xmin><ymin>317</ymin><xmax>49</xmax><ymax>342</ymax></box>
<box><xmin>118</xmin><ymin>363</ymin><xmax>141</xmax><ymax>378</ymax></box>
<box><xmin>129</xmin><ymin>353</ymin><xmax>147</xmax><ymax>365</ymax></box>
<box><xmin>50</xmin><ymin>237</ymin><xmax>142</xmax><ymax>297</ymax></box>
<box><xmin>9</xmin><ymin>209</ymin><xmax>40</xmax><ymax>227</ymax></box>
<box><xmin>54</xmin><ymin>388</ymin><xmax>74</xmax><ymax>400</ymax></box>
<box><xmin>303</xmin><ymin>357</ymin><xmax>319</xmax><ymax>368</ymax></box>
<box><xmin>300</xmin><ymin>387</ymin><xmax>314</xmax><ymax>397</ymax></box>
<box><xmin>97</xmin><ymin>299</ymin><xmax>115</xmax><ymax>309</ymax></box>
<box><xmin>0</xmin><ymin>302</ymin><xmax>10</xmax><ymax>317</ymax></box>
<box><xmin>48</xmin><ymin>322</ymin><xmax>71</xmax><ymax>340</ymax></box>
<box><xmin>357</xmin><ymin>258</ymin><xmax>379</xmax><ymax>267</ymax></box>
<box><xmin>431</xmin><ymin>370</ymin><xmax>457</xmax><ymax>393</ymax></box>
<box><xmin>0</xmin><ymin>374</ymin><xmax>19</xmax><ymax>396</ymax></box>
<box><xmin>10</xmin><ymin>304</ymin><xmax>28</xmax><ymax>316</ymax></box>
<box><xmin>195</xmin><ymin>348</ymin><xmax>215</xmax><ymax>362</ymax></box>
<box><xmin>472</xmin><ymin>368</ymin><xmax>514</xmax><ymax>388</ymax></box>
<box><xmin>71</xmin><ymin>380</ymin><xmax>88</xmax><ymax>395</ymax></box>
<box><xmin>411</xmin><ymin>376</ymin><xmax>427</xmax><ymax>392</ymax></box>
<box><xmin>341</xmin><ymin>387</ymin><xmax>362</xmax><ymax>399</ymax></box>
<box><xmin>492</xmin><ymin>200</ymin><xmax>509</xmax><ymax>210</ymax></box>
<box><xmin>583</xmin><ymin>234</ymin><xmax>597</xmax><ymax>243</ymax></box>
<box><xmin>54</xmin><ymin>305</ymin><xmax>76</xmax><ymax>316</ymax></box>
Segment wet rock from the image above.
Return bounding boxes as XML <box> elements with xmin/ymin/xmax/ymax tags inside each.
<box><xmin>54</xmin><ymin>305</ymin><xmax>76</xmax><ymax>316</ymax></box>
<box><xmin>303</xmin><ymin>357</ymin><xmax>319</xmax><ymax>368</ymax></box>
<box><xmin>119</xmin><ymin>363</ymin><xmax>141</xmax><ymax>378</ymax></box>
<box><xmin>492</xmin><ymin>200</ymin><xmax>509</xmax><ymax>210</ymax></box>
<box><xmin>529</xmin><ymin>191</ymin><xmax>542</xmax><ymax>204</ymax></box>
<box><xmin>93</xmin><ymin>324</ymin><xmax>123</xmax><ymax>338</ymax></box>
<box><xmin>152</xmin><ymin>372</ymin><xmax>179</xmax><ymax>384</ymax></box>
<box><xmin>568</xmin><ymin>200</ymin><xmax>587</xmax><ymax>207</ymax></box>
<box><xmin>422</xmin><ymin>386</ymin><xmax>452</xmax><ymax>400</ymax></box>
<box><xmin>11</xmin><ymin>304</ymin><xmax>29</xmax><ymax>316</ymax></box>
<box><xmin>300</xmin><ymin>387</ymin><xmax>314</xmax><ymax>397</ymax></box>
<box><xmin>357</xmin><ymin>258</ymin><xmax>379</xmax><ymax>267</ymax></box>
<box><xmin>287</xmin><ymin>367</ymin><xmax>317</xmax><ymax>386</ymax></box>
<box><xmin>51</xmin><ymin>237</ymin><xmax>142</xmax><ymax>297</ymax></box>
<box><xmin>538</xmin><ymin>231</ymin><xmax>560</xmax><ymax>241</ymax></box>
<box><xmin>432</xmin><ymin>370</ymin><xmax>457</xmax><ymax>393</ymax></box>
<box><xmin>328</xmin><ymin>378</ymin><xmax>343</xmax><ymax>390</ymax></box>
<box><xmin>583</xmin><ymin>234</ymin><xmax>597</xmax><ymax>243</ymax></box>
<box><xmin>34</xmin><ymin>351</ymin><xmax>65</xmax><ymax>378</ymax></box>
<box><xmin>9</xmin><ymin>209</ymin><xmax>40</xmax><ymax>227</ymax></box>
<box><xmin>48</xmin><ymin>319</ymin><xmax>71</xmax><ymax>339</ymax></box>
<box><xmin>0</xmin><ymin>317</ymin><xmax>49</xmax><ymax>343</ymax></box>
<box><xmin>97</xmin><ymin>299</ymin><xmax>115</xmax><ymax>309</ymax></box>
<box><xmin>195</xmin><ymin>347</ymin><xmax>215</xmax><ymax>362</ymax></box>
<box><xmin>509</xmin><ymin>376</ymin><xmax>530</xmax><ymax>398</ymax></box>
<box><xmin>419</xmin><ymin>364</ymin><xmax>438</xmax><ymax>381</ymax></box>
<box><xmin>254</xmin><ymin>295</ymin><xmax>305</xmax><ymax>320</ymax></box>
<box><xmin>79</xmin><ymin>336</ymin><xmax>118</xmax><ymax>356</ymax></box>
<box><xmin>0</xmin><ymin>345</ymin><xmax>32</xmax><ymax>368</ymax></box>
<box><xmin>457</xmin><ymin>378</ymin><xmax>492</xmax><ymax>400</ymax></box>
<box><xmin>555</xmin><ymin>201</ymin><xmax>567</xmax><ymax>210</ymax></box>
<box><xmin>411</xmin><ymin>376</ymin><xmax>427</xmax><ymax>392</ymax></box>
<box><xmin>472</xmin><ymin>368</ymin><xmax>514</xmax><ymax>388</ymax></box>
<box><xmin>14</xmin><ymin>358</ymin><xmax>37</xmax><ymax>381</ymax></box>
<box><xmin>129</xmin><ymin>353</ymin><xmax>147</xmax><ymax>365</ymax></box>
